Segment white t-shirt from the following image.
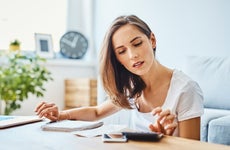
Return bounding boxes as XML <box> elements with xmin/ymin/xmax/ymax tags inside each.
<box><xmin>131</xmin><ymin>69</ymin><xmax>204</xmax><ymax>136</ymax></box>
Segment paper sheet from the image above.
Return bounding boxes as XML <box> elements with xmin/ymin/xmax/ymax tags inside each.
<box><xmin>41</xmin><ymin>120</ymin><xmax>103</xmax><ymax>132</ymax></box>
<box><xmin>72</xmin><ymin>124</ymin><xmax>128</xmax><ymax>138</ymax></box>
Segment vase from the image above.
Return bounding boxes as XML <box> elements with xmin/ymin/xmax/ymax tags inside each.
<box><xmin>9</xmin><ymin>45</ymin><xmax>20</xmax><ymax>51</ymax></box>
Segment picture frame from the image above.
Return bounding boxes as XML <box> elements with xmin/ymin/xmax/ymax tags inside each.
<box><xmin>35</xmin><ymin>33</ymin><xmax>54</xmax><ymax>58</ymax></box>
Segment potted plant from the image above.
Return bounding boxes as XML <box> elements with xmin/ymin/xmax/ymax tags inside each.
<box><xmin>0</xmin><ymin>50</ymin><xmax>53</xmax><ymax>115</ymax></box>
<box><xmin>9</xmin><ymin>39</ymin><xmax>21</xmax><ymax>51</ymax></box>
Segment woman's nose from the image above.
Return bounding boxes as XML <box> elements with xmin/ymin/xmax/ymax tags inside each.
<box><xmin>128</xmin><ymin>50</ymin><xmax>139</xmax><ymax>59</ymax></box>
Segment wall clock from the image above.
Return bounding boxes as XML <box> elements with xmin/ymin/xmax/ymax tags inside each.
<box><xmin>60</xmin><ymin>31</ymin><xmax>88</xmax><ymax>59</ymax></box>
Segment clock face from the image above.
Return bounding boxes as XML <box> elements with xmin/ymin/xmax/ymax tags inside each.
<box><xmin>60</xmin><ymin>31</ymin><xmax>88</xmax><ymax>59</ymax></box>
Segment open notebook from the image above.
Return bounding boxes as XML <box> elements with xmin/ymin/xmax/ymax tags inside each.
<box><xmin>0</xmin><ymin>115</ymin><xmax>43</xmax><ymax>129</ymax></box>
<box><xmin>41</xmin><ymin>120</ymin><xmax>104</xmax><ymax>132</ymax></box>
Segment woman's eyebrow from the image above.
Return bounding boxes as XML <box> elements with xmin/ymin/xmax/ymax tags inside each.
<box><xmin>130</xmin><ymin>36</ymin><xmax>141</xmax><ymax>43</ymax></box>
<box><xmin>114</xmin><ymin>45</ymin><xmax>124</xmax><ymax>50</ymax></box>
<box><xmin>114</xmin><ymin>36</ymin><xmax>142</xmax><ymax>50</ymax></box>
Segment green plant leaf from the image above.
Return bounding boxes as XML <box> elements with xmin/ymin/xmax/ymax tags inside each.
<box><xmin>0</xmin><ymin>51</ymin><xmax>53</xmax><ymax>115</ymax></box>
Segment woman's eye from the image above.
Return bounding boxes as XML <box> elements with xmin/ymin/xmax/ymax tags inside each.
<box><xmin>134</xmin><ymin>41</ymin><xmax>142</xmax><ymax>47</ymax></box>
<box><xmin>118</xmin><ymin>49</ymin><xmax>126</xmax><ymax>54</ymax></box>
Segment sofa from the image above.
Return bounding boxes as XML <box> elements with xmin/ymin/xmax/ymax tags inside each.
<box><xmin>185</xmin><ymin>56</ymin><xmax>230</xmax><ymax>145</ymax></box>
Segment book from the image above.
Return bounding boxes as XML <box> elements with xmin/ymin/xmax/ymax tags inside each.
<box><xmin>41</xmin><ymin>120</ymin><xmax>103</xmax><ymax>132</ymax></box>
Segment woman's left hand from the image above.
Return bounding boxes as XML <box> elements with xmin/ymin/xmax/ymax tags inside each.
<box><xmin>149</xmin><ymin>107</ymin><xmax>177</xmax><ymax>135</ymax></box>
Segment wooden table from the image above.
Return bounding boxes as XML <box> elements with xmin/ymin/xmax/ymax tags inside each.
<box><xmin>0</xmin><ymin>120</ymin><xmax>229</xmax><ymax>150</ymax></box>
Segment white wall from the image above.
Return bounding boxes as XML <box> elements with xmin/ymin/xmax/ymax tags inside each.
<box><xmin>94</xmin><ymin>0</ymin><xmax>230</xmax><ymax>71</ymax></box>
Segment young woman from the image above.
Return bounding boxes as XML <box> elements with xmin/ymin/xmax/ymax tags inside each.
<box><xmin>35</xmin><ymin>15</ymin><xmax>203</xmax><ymax>140</ymax></box>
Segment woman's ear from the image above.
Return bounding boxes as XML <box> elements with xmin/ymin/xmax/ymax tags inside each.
<box><xmin>150</xmin><ymin>33</ymin><xmax>156</xmax><ymax>49</ymax></box>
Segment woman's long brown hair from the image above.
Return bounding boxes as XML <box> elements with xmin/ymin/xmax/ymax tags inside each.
<box><xmin>100</xmin><ymin>15</ymin><xmax>156</xmax><ymax>109</ymax></box>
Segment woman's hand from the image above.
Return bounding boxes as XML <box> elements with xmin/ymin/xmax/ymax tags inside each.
<box><xmin>149</xmin><ymin>107</ymin><xmax>177</xmax><ymax>135</ymax></box>
<box><xmin>34</xmin><ymin>101</ymin><xmax>59</xmax><ymax>121</ymax></box>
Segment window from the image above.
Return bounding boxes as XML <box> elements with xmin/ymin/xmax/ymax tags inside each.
<box><xmin>0</xmin><ymin>0</ymin><xmax>67</xmax><ymax>52</ymax></box>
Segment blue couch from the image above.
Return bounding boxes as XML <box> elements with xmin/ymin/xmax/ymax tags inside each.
<box><xmin>185</xmin><ymin>56</ymin><xmax>230</xmax><ymax>145</ymax></box>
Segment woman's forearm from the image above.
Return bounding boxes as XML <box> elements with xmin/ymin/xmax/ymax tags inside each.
<box><xmin>59</xmin><ymin>106</ymin><xmax>99</xmax><ymax>121</ymax></box>
<box><xmin>60</xmin><ymin>101</ymin><xmax>120</xmax><ymax>121</ymax></box>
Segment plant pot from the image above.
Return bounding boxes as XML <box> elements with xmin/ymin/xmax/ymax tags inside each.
<box><xmin>9</xmin><ymin>45</ymin><xmax>20</xmax><ymax>51</ymax></box>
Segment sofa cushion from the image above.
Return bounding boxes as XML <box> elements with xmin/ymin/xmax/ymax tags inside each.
<box><xmin>208</xmin><ymin>115</ymin><xmax>230</xmax><ymax>145</ymax></box>
<box><xmin>201</xmin><ymin>108</ymin><xmax>230</xmax><ymax>142</ymax></box>
<box><xmin>185</xmin><ymin>56</ymin><xmax>230</xmax><ymax>110</ymax></box>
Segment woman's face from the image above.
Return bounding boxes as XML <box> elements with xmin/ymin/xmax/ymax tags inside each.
<box><xmin>112</xmin><ymin>24</ymin><xmax>156</xmax><ymax>76</ymax></box>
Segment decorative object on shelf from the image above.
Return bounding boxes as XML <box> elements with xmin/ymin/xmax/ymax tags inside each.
<box><xmin>0</xmin><ymin>50</ymin><xmax>53</xmax><ymax>115</ymax></box>
<box><xmin>9</xmin><ymin>39</ymin><xmax>21</xmax><ymax>51</ymax></box>
<box><xmin>60</xmin><ymin>31</ymin><xmax>88</xmax><ymax>59</ymax></box>
<box><xmin>35</xmin><ymin>33</ymin><xmax>54</xmax><ymax>58</ymax></box>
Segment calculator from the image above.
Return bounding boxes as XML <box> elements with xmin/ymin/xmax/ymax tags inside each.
<box><xmin>122</xmin><ymin>132</ymin><xmax>163</xmax><ymax>141</ymax></box>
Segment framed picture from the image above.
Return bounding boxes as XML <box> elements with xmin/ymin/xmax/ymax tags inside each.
<box><xmin>35</xmin><ymin>33</ymin><xmax>54</xmax><ymax>58</ymax></box>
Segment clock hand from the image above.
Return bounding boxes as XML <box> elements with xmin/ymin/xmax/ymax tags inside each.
<box><xmin>62</xmin><ymin>38</ymin><xmax>72</xmax><ymax>46</ymax></box>
<box><xmin>71</xmin><ymin>36</ymin><xmax>79</xmax><ymax>48</ymax></box>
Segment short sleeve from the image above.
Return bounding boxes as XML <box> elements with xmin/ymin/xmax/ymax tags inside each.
<box><xmin>177</xmin><ymin>81</ymin><xmax>204</xmax><ymax>121</ymax></box>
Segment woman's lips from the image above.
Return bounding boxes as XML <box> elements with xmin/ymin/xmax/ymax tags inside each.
<box><xmin>133</xmin><ymin>61</ymin><xmax>144</xmax><ymax>68</ymax></box>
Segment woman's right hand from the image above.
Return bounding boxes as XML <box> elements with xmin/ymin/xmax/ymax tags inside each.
<box><xmin>34</xmin><ymin>101</ymin><xmax>59</xmax><ymax>121</ymax></box>
<box><xmin>149</xmin><ymin>107</ymin><xmax>177</xmax><ymax>136</ymax></box>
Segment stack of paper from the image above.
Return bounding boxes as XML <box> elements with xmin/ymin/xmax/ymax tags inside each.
<box><xmin>41</xmin><ymin>120</ymin><xmax>103</xmax><ymax>132</ymax></box>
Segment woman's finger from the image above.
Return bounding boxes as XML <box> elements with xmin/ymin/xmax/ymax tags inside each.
<box><xmin>38</xmin><ymin>105</ymin><xmax>57</xmax><ymax>118</ymax></box>
<box><xmin>165</xmin><ymin>122</ymin><xmax>178</xmax><ymax>135</ymax></box>
<box><xmin>157</xmin><ymin>109</ymin><xmax>170</xmax><ymax>121</ymax></box>
<box><xmin>149</xmin><ymin>120</ymin><xmax>166</xmax><ymax>133</ymax></box>
<box><xmin>34</xmin><ymin>101</ymin><xmax>46</xmax><ymax>112</ymax></box>
<box><xmin>159</xmin><ymin>114</ymin><xmax>176</xmax><ymax>125</ymax></box>
<box><xmin>46</xmin><ymin>113</ymin><xmax>58</xmax><ymax>121</ymax></box>
<box><xmin>165</xmin><ymin>122</ymin><xmax>177</xmax><ymax>130</ymax></box>
<box><xmin>36</xmin><ymin>103</ymin><xmax>55</xmax><ymax>115</ymax></box>
<box><xmin>151</xmin><ymin>108</ymin><xmax>177</xmax><ymax>135</ymax></box>
<box><xmin>149</xmin><ymin>124</ymin><xmax>159</xmax><ymax>132</ymax></box>
<box><xmin>151</xmin><ymin>107</ymin><xmax>162</xmax><ymax>115</ymax></box>
<box><xmin>164</xmin><ymin>114</ymin><xmax>176</xmax><ymax>123</ymax></box>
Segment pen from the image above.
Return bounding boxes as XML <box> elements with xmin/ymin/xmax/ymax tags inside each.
<box><xmin>46</xmin><ymin>121</ymin><xmax>57</xmax><ymax>124</ymax></box>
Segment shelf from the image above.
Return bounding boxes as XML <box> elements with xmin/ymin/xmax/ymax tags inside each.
<box><xmin>46</xmin><ymin>59</ymin><xmax>96</xmax><ymax>67</ymax></box>
<box><xmin>43</xmin><ymin>51</ymin><xmax>97</xmax><ymax>67</ymax></box>
<box><xmin>0</xmin><ymin>49</ymin><xmax>97</xmax><ymax>68</ymax></box>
